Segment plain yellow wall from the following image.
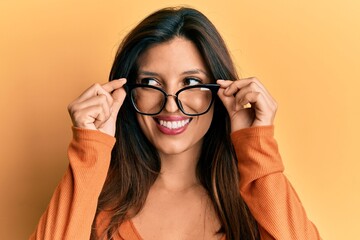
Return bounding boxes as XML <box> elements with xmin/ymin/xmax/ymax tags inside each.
<box><xmin>1</xmin><ymin>1</ymin><xmax>359</xmax><ymax>239</ymax></box>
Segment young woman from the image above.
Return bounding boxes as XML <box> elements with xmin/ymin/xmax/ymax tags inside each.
<box><xmin>31</xmin><ymin>7</ymin><xmax>321</xmax><ymax>240</ymax></box>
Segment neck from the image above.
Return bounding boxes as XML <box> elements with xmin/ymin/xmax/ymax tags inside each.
<box><xmin>155</xmin><ymin>149</ymin><xmax>201</xmax><ymax>192</ymax></box>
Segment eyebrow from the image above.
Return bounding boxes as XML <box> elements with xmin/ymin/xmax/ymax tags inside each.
<box><xmin>182</xmin><ymin>69</ymin><xmax>209</xmax><ymax>77</ymax></box>
<box><xmin>138</xmin><ymin>70</ymin><xmax>159</xmax><ymax>77</ymax></box>
<box><xmin>138</xmin><ymin>69</ymin><xmax>209</xmax><ymax>77</ymax></box>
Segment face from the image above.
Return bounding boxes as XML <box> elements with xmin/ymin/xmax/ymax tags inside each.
<box><xmin>135</xmin><ymin>37</ymin><xmax>214</xmax><ymax>157</ymax></box>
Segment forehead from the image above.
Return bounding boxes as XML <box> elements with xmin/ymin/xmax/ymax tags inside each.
<box><xmin>137</xmin><ymin>37</ymin><xmax>208</xmax><ymax>74</ymax></box>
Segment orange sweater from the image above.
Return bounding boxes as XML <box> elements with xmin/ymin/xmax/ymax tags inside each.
<box><xmin>30</xmin><ymin>125</ymin><xmax>320</xmax><ymax>240</ymax></box>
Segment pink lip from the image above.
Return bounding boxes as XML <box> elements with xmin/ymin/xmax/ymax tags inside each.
<box><xmin>153</xmin><ymin>115</ymin><xmax>192</xmax><ymax>135</ymax></box>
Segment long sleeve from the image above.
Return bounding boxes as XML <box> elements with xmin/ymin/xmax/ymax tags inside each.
<box><xmin>231</xmin><ymin>125</ymin><xmax>321</xmax><ymax>240</ymax></box>
<box><xmin>30</xmin><ymin>127</ymin><xmax>116</xmax><ymax>240</ymax></box>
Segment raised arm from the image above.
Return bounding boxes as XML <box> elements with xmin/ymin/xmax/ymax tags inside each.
<box><xmin>217</xmin><ymin>77</ymin><xmax>320</xmax><ymax>239</ymax></box>
<box><xmin>30</xmin><ymin>128</ymin><xmax>115</xmax><ymax>239</ymax></box>
<box><xmin>30</xmin><ymin>79</ymin><xmax>127</xmax><ymax>239</ymax></box>
<box><xmin>231</xmin><ymin>125</ymin><xmax>321</xmax><ymax>239</ymax></box>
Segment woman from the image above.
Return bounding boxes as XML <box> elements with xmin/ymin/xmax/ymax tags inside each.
<box><xmin>31</xmin><ymin>7</ymin><xmax>320</xmax><ymax>240</ymax></box>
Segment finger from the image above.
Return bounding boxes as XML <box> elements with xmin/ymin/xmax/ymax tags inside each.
<box><xmin>233</xmin><ymin>86</ymin><xmax>266</xmax><ymax>110</ymax></box>
<box><xmin>86</xmin><ymin>105</ymin><xmax>111</xmax><ymax>129</ymax></box>
<box><xmin>220</xmin><ymin>77</ymin><xmax>273</xmax><ymax>102</ymax></box>
<box><xmin>238</xmin><ymin>84</ymin><xmax>277</xmax><ymax>112</ymax></box>
<box><xmin>71</xmin><ymin>94</ymin><xmax>111</xmax><ymax>115</ymax></box>
<box><xmin>226</xmin><ymin>78</ymin><xmax>264</xmax><ymax>95</ymax></box>
<box><xmin>102</xmin><ymin>78</ymin><xmax>127</xmax><ymax>93</ymax></box>
<box><xmin>217</xmin><ymin>79</ymin><xmax>236</xmax><ymax>111</ymax></box>
<box><xmin>238</xmin><ymin>91</ymin><xmax>276</xmax><ymax>126</ymax></box>
<box><xmin>107</xmin><ymin>78</ymin><xmax>127</xmax><ymax>119</ymax></box>
<box><xmin>236</xmin><ymin>92</ymin><xmax>260</xmax><ymax>111</ymax></box>
<box><xmin>75</xmin><ymin>83</ymin><xmax>113</xmax><ymax>106</ymax></box>
<box><xmin>217</xmin><ymin>79</ymin><xmax>233</xmax><ymax>88</ymax></box>
<box><xmin>88</xmin><ymin>78</ymin><xmax>127</xmax><ymax>115</ymax></box>
<box><xmin>218</xmin><ymin>78</ymin><xmax>277</xmax><ymax>111</ymax></box>
<box><xmin>70</xmin><ymin>95</ymin><xmax>111</xmax><ymax>126</ymax></box>
<box><xmin>218</xmin><ymin>80</ymin><xmax>256</xmax><ymax>111</ymax></box>
<box><xmin>72</xmin><ymin>104</ymin><xmax>110</xmax><ymax>130</ymax></box>
<box><xmin>74</xmin><ymin>78</ymin><xmax>126</xmax><ymax>105</ymax></box>
<box><xmin>235</xmin><ymin>91</ymin><xmax>272</xmax><ymax>113</ymax></box>
<box><xmin>225</xmin><ymin>80</ymin><xmax>262</xmax><ymax>97</ymax></box>
<box><xmin>109</xmin><ymin>86</ymin><xmax>127</xmax><ymax>119</ymax></box>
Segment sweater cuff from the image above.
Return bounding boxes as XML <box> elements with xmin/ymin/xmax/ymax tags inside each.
<box><xmin>71</xmin><ymin>127</ymin><xmax>116</xmax><ymax>148</ymax></box>
<box><xmin>231</xmin><ymin>125</ymin><xmax>274</xmax><ymax>140</ymax></box>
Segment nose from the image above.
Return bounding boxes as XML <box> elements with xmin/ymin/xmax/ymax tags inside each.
<box><xmin>164</xmin><ymin>94</ymin><xmax>179</xmax><ymax>113</ymax></box>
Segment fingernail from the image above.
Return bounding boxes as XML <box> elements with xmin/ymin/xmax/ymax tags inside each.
<box><xmin>243</xmin><ymin>103</ymin><xmax>252</xmax><ymax>109</ymax></box>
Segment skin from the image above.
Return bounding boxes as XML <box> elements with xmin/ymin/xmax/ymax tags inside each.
<box><xmin>68</xmin><ymin>37</ymin><xmax>277</xmax><ymax>240</ymax></box>
<box><xmin>131</xmin><ymin>38</ymin><xmax>221</xmax><ymax>239</ymax></box>
<box><xmin>135</xmin><ymin>38</ymin><xmax>214</xmax><ymax>157</ymax></box>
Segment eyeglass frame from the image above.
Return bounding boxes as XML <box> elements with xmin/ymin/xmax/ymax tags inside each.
<box><xmin>125</xmin><ymin>83</ymin><xmax>220</xmax><ymax>116</ymax></box>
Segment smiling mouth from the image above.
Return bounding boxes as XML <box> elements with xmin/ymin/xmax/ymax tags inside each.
<box><xmin>154</xmin><ymin>118</ymin><xmax>191</xmax><ymax>129</ymax></box>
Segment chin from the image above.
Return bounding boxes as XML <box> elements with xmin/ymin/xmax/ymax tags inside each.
<box><xmin>154</xmin><ymin>141</ymin><xmax>200</xmax><ymax>156</ymax></box>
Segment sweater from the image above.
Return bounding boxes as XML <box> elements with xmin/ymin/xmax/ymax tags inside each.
<box><xmin>30</xmin><ymin>125</ymin><xmax>321</xmax><ymax>240</ymax></box>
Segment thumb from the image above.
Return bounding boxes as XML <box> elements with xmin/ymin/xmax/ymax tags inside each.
<box><xmin>110</xmin><ymin>83</ymin><xmax>127</xmax><ymax>119</ymax></box>
<box><xmin>217</xmin><ymin>80</ymin><xmax>235</xmax><ymax>113</ymax></box>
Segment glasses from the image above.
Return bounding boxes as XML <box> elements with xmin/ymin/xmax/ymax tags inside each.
<box><xmin>125</xmin><ymin>84</ymin><xmax>220</xmax><ymax>116</ymax></box>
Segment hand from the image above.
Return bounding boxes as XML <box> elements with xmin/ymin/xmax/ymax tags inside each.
<box><xmin>217</xmin><ymin>77</ymin><xmax>277</xmax><ymax>132</ymax></box>
<box><xmin>67</xmin><ymin>78</ymin><xmax>127</xmax><ymax>136</ymax></box>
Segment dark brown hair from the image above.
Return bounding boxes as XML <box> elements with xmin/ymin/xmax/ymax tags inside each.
<box><xmin>91</xmin><ymin>7</ymin><xmax>259</xmax><ymax>240</ymax></box>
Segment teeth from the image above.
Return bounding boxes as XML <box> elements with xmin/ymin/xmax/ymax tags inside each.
<box><xmin>159</xmin><ymin>119</ymin><xmax>190</xmax><ymax>129</ymax></box>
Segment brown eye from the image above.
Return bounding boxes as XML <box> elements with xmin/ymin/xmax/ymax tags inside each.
<box><xmin>184</xmin><ymin>78</ymin><xmax>202</xmax><ymax>86</ymax></box>
<box><xmin>140</xmin><ymin>78</ymin><xmax>160</xmax><ymax>86</ymax></box>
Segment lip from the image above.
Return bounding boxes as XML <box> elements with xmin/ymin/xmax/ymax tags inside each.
<box><xmin>153</xmin><ymin>115</ymin><xmax>192</xmax><ymax>135</ymax></box>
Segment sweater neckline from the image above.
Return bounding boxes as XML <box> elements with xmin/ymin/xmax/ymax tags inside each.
<box><xmin>119</xmin><ymin>219</ymin><xmax>226</xmax><ymax>240</ymax></box>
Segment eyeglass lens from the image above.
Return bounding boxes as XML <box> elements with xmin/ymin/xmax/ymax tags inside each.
<box><xmin>131</xmin><ymin>86</ymin><xmax>213</xmax><ymax>115</ymax></box>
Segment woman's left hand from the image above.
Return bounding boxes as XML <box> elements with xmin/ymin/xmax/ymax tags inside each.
<box><xmin>217</xmin><ymin>77</ymin><xmax>278</xmax><ymax>132</ymax></box>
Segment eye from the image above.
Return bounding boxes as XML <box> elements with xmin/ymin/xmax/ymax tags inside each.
<box><xmin>184</xmin><ymin>77</ymin><xmax>202</xmax><ymax>86</ymax></box>
<box><xmin>140</xmin><ymin>78</ymin><xmax>160</xmax><ymax>86</ymax></box>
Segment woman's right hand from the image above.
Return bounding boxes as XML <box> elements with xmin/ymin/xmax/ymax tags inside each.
<box><xmin>67</xmin><ymin>78</ymin><xmax>127</xmax><ymax>137</ymax></box>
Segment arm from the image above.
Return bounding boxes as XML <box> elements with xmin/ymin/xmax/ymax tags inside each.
<box><xmin>30</xmin><ymin>127</ymin><xmax>115</xmax><ymax>240</ymax></box>
<box><xmin>231</xmin><ymin>125</ymin><xmax>321</xmax><ymax>240</ymax></box>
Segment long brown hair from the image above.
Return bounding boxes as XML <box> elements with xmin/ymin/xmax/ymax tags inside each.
<box><xmin>91</xmin><ymin>7</ymin><xmax>259</xmax><ymax>240</ymax></box>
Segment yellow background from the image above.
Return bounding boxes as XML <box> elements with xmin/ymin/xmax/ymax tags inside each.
<box><xmin>1</xmin><ymin>1</ymin><xmax>359</xmax><ymax>239</ymax></box>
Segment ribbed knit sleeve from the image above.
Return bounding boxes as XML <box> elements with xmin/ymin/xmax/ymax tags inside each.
<box><xmin>30</xmin><ymin>127</ymin><xmax>116</xmax><ymax>240</ymax></box>
<box><xmin>231</xmin><ymin>125</ymin><xmax>321</xmax><ymax>240</ymax></box>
